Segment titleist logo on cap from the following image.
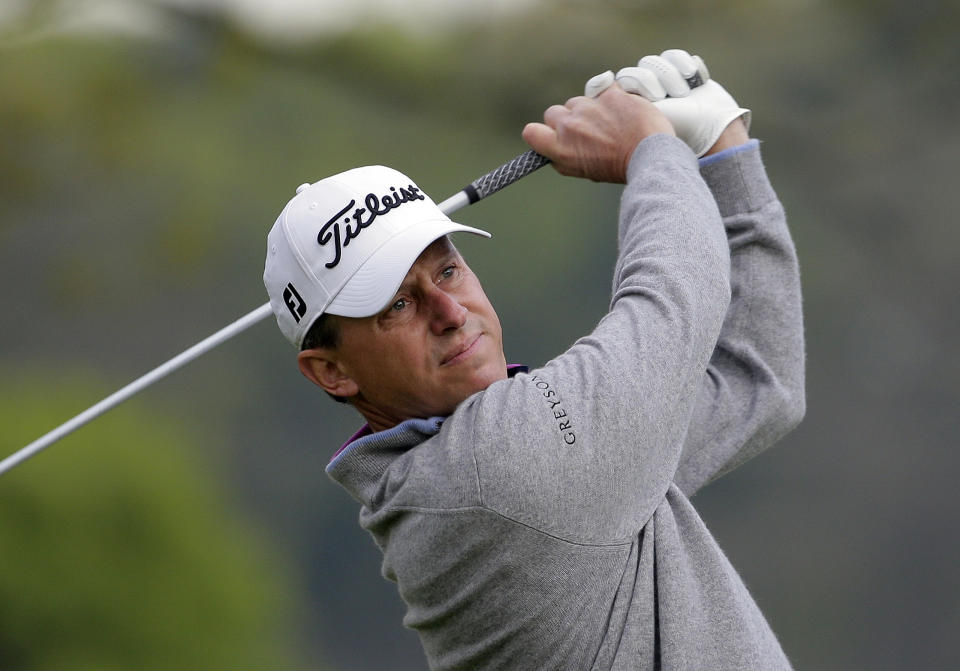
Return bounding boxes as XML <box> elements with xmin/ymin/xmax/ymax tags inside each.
<box><xmin>317</xmin><ymin>184</ymin><xmax>426</xmax><ymax>269</ymax></box>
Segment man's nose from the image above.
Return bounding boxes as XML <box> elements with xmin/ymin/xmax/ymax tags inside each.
<box><xmin>427</xmin><ymin>288</ymin><xmax>467</xmax><ymax>335</ymax></box>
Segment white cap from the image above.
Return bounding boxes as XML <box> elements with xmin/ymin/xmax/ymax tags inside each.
<box><xmin>263</xmin><ymin>165</ymin><xmax>490</xmax><ymax>348</ymax></box>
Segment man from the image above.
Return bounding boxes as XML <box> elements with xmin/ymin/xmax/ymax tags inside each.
<box><xmin>264</xmin><ymin>49</ymin><xmax>805</xmax><ymax>670</ymax></box>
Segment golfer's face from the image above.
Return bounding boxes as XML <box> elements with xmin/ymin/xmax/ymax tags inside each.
<box><xmin>336</xmin><ymin>237</ymin><xmax>507</xmax><ymax>424</ymax></box>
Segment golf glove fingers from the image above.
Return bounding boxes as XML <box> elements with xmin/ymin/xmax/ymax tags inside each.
<box><xmin>585</xmin><ymin>49</ymin><xmax>751</xmax><ymax>157</ymax></box>
<box><xmin>584</xmin><ymin>70</ymin><xmax>616</xmax><ymax>98</ymax></box>
<box><xmin>611</xmin><ymin>66</ymin><xmax>666</xmax><ymax>101</ymax></box>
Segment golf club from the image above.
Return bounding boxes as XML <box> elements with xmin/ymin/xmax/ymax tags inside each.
<box><xmin>0</xmin><ymin>149</ymin><xmax>550</xmax><ymax>477</ymax></box>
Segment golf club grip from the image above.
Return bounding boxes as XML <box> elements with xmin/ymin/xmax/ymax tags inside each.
<box><xmin>463</xmin><ymin>150</ymin><xmax>550</xmax><ymax>204</ymax></box>
<box><xmin>455</xmin><ymin>66</ymin><xmax>703</xmax><ymax>205</ymax></box>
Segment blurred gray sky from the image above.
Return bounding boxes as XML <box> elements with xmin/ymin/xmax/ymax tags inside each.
<box><xmin>1</xmin><ymin>0</ymin><xmax>544</xmax><ymax>42</ymax></box>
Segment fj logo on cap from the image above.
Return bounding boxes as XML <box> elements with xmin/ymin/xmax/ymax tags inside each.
<box><xmin>282</xmin><ymin>283</ymin><xmax>307</xmax><ymax>323</ymax></box>
<box><xmin>317</xmin><ymin>184</ymin><xmax>426</xmax><ymax>270</ymax></box>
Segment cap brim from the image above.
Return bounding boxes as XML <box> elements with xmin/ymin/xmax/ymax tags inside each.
<box><xmin>324</xmin><ymin>220</ymin><xmax>490</xmax><ymax>318</ymax></box>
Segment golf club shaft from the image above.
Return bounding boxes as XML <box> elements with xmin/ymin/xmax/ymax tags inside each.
<box><xmin>0</xmin><ymin>149</ymin><xmax>550</xmax><ymax>477</ymax></box>
<box><xmin>0</xmin><ymin>303</ymin><xmax>273</xmax><ymax>476</ymax></box>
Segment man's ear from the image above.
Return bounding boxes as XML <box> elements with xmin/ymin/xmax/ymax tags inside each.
<box><xmin>297</xmin><ymin>349</ymin><xmax>360</xmax><ymax>398</ymax></box>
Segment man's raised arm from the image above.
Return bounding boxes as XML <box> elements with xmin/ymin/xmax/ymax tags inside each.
<box><xmin>587</xmin><ymin>52</ymin><xmax>806</xmax><ymax>496</ymax></box>
<box><xmin>675</xmin><ymin>120</ymin><xmax>806</xmax><ymax>495</ymax></box>
<box><xmin>458</xmin><ymin>84</ymin><xmax>733</xmax><ymax>537</ymax></box>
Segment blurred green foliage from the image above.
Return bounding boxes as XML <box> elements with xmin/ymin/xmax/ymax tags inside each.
<box><xmin>0</xmin><ymin>368</ymin><xmax>310</xmax><ymax>671</ymax></box>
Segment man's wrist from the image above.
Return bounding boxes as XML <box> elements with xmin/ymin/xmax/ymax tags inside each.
<box><xmin>702</xmin><ymin>117</ymin><xmax>750</xmax><ymax>157</ymax></box>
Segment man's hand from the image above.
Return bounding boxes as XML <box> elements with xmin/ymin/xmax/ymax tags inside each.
<box><xmin>522</xmin><ymin>84</ymin><xmax>675</xmax><ymax>184</ymax></box>
<box><xmin>586</xmin><ymin>49</ymin><xmax>751</xmax><ymax>158</ymax></box>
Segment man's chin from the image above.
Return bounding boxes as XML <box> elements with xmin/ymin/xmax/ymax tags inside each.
<box><xmin>457</xmin><ymin>367</ymin><xmax>507</xmax><ymax>405</ymax></box>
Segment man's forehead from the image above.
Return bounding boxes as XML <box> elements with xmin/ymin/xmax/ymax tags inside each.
<box><xmin>387</xmin><ymin>236</ymin><xmax>462</xmax><ymax>297</ymax></box>
<box><xmin>408</xmin><ymin>236</ymin><xmax>459</xmax><ymax>272</ymax></box>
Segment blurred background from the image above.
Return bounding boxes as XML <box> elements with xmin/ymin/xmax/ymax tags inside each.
<box><xmin>1</xmin><ymin>0</ymin><xmax>957</xmax><ymax>669</ymax></box>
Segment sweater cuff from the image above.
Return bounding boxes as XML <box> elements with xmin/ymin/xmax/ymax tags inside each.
<box><xmin>698</xmin><ymin>139</ymin><xmax>777</xmax><ymax>217</ymax></box>
<box><xmin>625</xmin><ymin>133</ymin><xmax>698</xmax><ymax>184</ymax></box>
<box><xmin>698</xmin><ymin>138</ymin><xmax>759</xmax><ymax>167</ymax></box>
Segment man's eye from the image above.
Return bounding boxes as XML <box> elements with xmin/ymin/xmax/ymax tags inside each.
<box><xmin>391</xmin><ymin>298</ymin><xmax>408</xmax><ymax>312</ymax></box>
<box><xmin>440</xmin><ymin>265</ymin><xmax>456</xmax><ymax>279</ymax></box>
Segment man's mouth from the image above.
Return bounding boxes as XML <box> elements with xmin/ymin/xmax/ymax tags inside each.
<box><xmin>441</xmin><ymin>334</ymin><xmax>482</xmax><ymax>366</ymax></box>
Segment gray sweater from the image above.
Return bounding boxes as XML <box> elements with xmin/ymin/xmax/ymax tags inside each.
<box><xmin>327</xmin><ymin>135</ymin><xmax>805</xmax><ymax>670</ymax></box>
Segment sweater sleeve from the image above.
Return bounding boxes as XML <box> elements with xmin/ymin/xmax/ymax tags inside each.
<box><xmin>673</xmin><ymin>141</ymin><xmax>806</xmax><ymax>497</ymax></box>
<box><xmin>455</xmin><ymin>134</ymin><xmax>732</xmax><ymax>544</ymax></box>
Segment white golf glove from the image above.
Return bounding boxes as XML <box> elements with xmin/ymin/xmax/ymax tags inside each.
<box><xmin>584</xmin><ymin>49</ymin><xmax>750</xmax><ymax>157</ymax></box>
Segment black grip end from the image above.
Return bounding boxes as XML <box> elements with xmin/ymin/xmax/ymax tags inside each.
<box><xmin>463</xmin><ymin>184</ymin><xmax>480</xmax><ymax>205</ymax></box>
